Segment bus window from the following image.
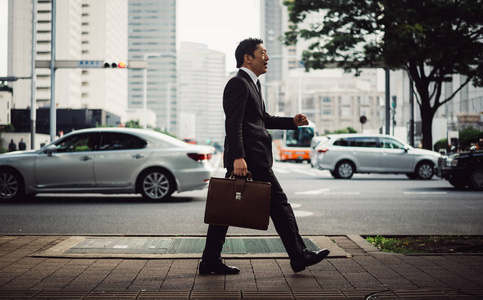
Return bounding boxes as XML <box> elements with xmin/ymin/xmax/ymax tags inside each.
<box><xmin>286</xmin><ymin>127</ymin><xmax>314</xmax><ymax>147</ymax></box>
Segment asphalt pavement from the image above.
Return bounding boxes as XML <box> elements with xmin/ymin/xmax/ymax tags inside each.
<box><xmin>0</xmin><ymin>235</ymin><xmax>482</xmax><ymax>299</ymax></box>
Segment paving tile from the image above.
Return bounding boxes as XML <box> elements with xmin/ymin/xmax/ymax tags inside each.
<box><xmin>161</xmin><ymin>260</ymin><xmax>197</xmax><ymax>290</ymax></box>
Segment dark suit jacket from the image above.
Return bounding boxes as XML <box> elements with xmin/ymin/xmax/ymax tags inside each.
<box><xmin>223</xmin><ymin>69</ymin><xmax>297</xmax><ymax>170</ymax></box>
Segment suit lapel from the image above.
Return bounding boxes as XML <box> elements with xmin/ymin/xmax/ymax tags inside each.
<box><xmin>238</xmin><ymin>70</ymin><xmax>265</xmax><ymax>112</ymax></box>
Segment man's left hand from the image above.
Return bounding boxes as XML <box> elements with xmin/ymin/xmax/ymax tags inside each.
<box><xmin>294</xmin><ymin>114</ymin><xmax>309</xmax><ymax>126</ymax></box>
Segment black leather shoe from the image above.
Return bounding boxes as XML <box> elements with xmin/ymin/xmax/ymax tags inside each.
<box><xmin>290</xmin><ymin>248</ymin><xmax>330</xmax><ymax>273</ymax></box>
<box><xmin>199</xmin><ymin>261</ymin><xmax>240</xmax><ymax>275</ymax></box>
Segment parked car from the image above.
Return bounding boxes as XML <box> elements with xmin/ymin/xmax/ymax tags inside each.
<box><xmin>437</xmin><ymin>149</ymin><xmax>483</xmax><ymax>190</ymax></box>
<box><xmin>0</xmin><ymin>128</ymin><xmax>215</xmax><ymax>201</ymax></box>
<box><xmin>312</xmin><ymin>134</ymin><xmax>440</xmax><ymax>179</ymax></box>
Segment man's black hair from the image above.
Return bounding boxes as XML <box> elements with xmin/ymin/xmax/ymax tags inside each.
<box><xmin>235</xmin><ymin>38</ymin><xmax>264</xmax><ymax>68</ymax></box>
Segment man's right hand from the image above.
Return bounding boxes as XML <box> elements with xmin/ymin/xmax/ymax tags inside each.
<box><xmin>233</xmin><ymin>158</ymin><xmax>248</xmax><ymax>176</ymax></box>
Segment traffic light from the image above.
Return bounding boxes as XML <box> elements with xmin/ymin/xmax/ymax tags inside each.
<box><xmin>103</xmin><ymin>62</ymin><xmax>127</xmax><ymax>68</ymax></box>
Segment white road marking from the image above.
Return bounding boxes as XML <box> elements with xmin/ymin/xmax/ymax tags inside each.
<box><xmin>295</xmin><ymin>189</ymin><xmax>330</xmax><ymax>195</ymax></box>
<box><xmin>403</xmin><ymin>192</ymin><xmax>447</xmax><ymax>195</ymax></box>
<box><xmin>294</xmin><ymin>211</ymin><xmax>314</xmax><ymax>217</ymax></box>
<box><xmin>272</xmin><ymin>167</ymin><xmax>291</xmax><ymax>174</ymax></box>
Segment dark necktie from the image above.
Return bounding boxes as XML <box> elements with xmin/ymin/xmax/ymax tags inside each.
<box><xmin>256</xmin><ymin>80</ymin><xmax>262</xmax><ymax>98</ymax></box>
<box><xmin>256</xmin><ymin>80</ymin><xmax>265</xmax><ymax>111</ymax></box>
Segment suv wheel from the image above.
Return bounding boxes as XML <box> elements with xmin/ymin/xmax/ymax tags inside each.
<box><xmin>470</xmin><ymin>170</ymin><xmax>483</xmax><ymax>190</ymax></box>
<box><xmin>0</xmin><ymin>169</ymin><xmax>24</xmax><ymax>201</ymax></box>
<box><xmin>416</xmin><ymin>162</ymin><xmax>434</xmax><ymax>180</ymax></box>
<box><xmin>335</xmin><ymin>161</ymin><xmax>355</xmax><ymax>179</ymax></box>
<box><xmin>138</xmin><ymin>169</ymin><xmax>174</xmax><ymax>201</ymax></box>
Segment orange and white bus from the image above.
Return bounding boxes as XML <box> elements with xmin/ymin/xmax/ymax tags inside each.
<box><xmin>271</xmin><ymin>123</ymin><xmax>315</xmax><ymax>163</ymax></box>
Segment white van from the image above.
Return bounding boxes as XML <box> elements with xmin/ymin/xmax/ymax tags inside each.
<box><xmin>312</xmin><ymin>134</ymin><xmax>441</xmax><ymax>179</ymax></box>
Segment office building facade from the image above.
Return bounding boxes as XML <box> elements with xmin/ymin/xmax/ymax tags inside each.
<box><xmin>7</xmin><ymin>0</ymin><xmax>128</xmax><ymax>128</ymax></box>
<box><xmin>178</xmin><ymin>42</ymin><xmax>225</xmax><ymax>145</ymax></box>
<box><xmin>128</xmin><ymin>0</ymin><xmax>177</xmax><ymax>132</ymax></box>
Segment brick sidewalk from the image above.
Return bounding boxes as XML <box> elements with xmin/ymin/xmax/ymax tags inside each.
<box><xmin>0</xmin><ymin>235</ymin><xmax>482</xmax><ymax>299</ymax></box>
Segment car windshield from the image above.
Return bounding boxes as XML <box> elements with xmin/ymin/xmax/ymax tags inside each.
<box><xmin>141</xmin><ymin>130</ymin><xmax>192</xmax><ymax>147</ymax></box>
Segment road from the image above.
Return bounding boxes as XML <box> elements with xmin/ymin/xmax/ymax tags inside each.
<box><xmin>0</xmin><ymin>161</ymin><xmax>481</xmax><ymax>235</ymax></box>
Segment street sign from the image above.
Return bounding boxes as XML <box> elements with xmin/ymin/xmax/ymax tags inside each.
<box><xmin>77</xmin><ymin>60</ymin><xmax>103</xmax><ymax>68</ymax></box>
<box><xmin>36</xmin><ymin>60</ymin><xmax>146</xmax><ymax>69</ymax></box>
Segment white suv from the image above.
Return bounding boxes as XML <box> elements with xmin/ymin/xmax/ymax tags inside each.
<box><xmin>312</xmin><ymin>134</ymin><xmax>441</xmax><ymax>179</ymax></box>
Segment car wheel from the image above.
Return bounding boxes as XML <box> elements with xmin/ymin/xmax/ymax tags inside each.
<box><xmin>470</xmin><ymin>170</ymin><xmax>483</xmax><ymax>190</ymax></box>
<box><xmin>0</xmin><ymin>169</ymin><xmax>24</xmax><ymax>201</ymax></box>
<box><xmin>416</xmin><ymin>162</ymin><xmax>434</xmax><ymax>180</ymax></box>
<box><xmin>138</xmin><ymin>169</ymin><xmax>175</xmax><ymax>201</ymax></box>
<box><xmin>335</xmin><ymin>161</ymin><xmax>355</xmax><ymax>179</ymax></box>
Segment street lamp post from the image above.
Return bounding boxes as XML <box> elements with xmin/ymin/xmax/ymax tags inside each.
<box><xmin>166</xmin><ymin>83</ymin><xmax>173</xmax><ymax>132</ymax></box>
<box><xmin>142</xmin><ymin>53</ymin><xmax>174</xmax><ymax>129</ymax></box>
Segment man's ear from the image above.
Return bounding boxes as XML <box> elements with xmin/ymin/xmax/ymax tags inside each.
<box><xmin>244</xmin><ymin>54</ymin><xmax>252</xmax><ymax>64</ymax></box>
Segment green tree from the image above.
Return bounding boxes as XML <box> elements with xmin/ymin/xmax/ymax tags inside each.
<box><xmin>124</xmin><ymin>120</ymin><xmax>142</xmax><ymax>128</ymax></box>
<box><xmin>284</xmin><ymin>0</ymin><xmax>483</xmax><ymax>150</ymax></box>
<box><xmin>459</xmin><ymin>127</ymin><xmax>483</xmax><ymax>150</ymax></box>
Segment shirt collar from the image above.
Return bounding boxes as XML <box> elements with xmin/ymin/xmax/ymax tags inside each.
<box><xmin>240</xmin><ymin>67</ymin><xmax>258</xmax><ymax>85</ymax></box>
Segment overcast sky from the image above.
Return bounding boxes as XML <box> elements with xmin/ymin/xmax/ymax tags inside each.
<box><xmin>0</xmin><ymin>0</ymin><xmax>261</xmax><ymax>76</ymax></box>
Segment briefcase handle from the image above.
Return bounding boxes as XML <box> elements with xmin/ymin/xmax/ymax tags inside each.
<box><xmin>228</xmin><ymin>171</ymin><xmax>253</xmax><ymax>181</ymax></box>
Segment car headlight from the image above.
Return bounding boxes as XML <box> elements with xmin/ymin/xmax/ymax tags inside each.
<box><xmin>446</xmin><ymin>157</ymin><xmax>458</xmax><ymax>167</ymax></box>
<box><xmin>451</xmin><ymin>158</ymin><xmax>458</xmax><ymax>167</ymax></box>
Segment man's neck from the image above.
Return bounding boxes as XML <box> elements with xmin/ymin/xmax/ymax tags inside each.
<box><xmin>240</xmin><ymin>67</ymin><xmax>258</xmax><ymax>85</ymax></box>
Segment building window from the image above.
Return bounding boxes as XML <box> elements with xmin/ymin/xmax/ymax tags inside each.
<box><xmin>341</xmin><ymin>107</ymin><xmax>351</xmax><ymax>116</ymax></box>
<box><xmin>341</xmin><ymin>96</ymin><xmax>351</xmax><ymax>104</ymax></box>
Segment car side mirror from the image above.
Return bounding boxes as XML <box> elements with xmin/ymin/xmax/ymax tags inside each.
<box><xmin>44</xmin><ymin>144</ymin><xmax>57</xmax><ymax>157</ymax></box>
<box><xmin>404</xmin><ymin>147</ymin><xmax>409</xmax><ymax>153</ymax></box>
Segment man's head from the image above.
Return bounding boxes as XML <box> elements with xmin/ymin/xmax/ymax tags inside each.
<box><xmin>235</xmin><ymin>38</ymin><xmax>269</xmax><ymax>77</ymax></box>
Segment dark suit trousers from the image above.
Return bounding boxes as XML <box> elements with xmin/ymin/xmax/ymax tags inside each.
<box><xmin>202</xmin><ymin>168</ymin><xmax>307</xmax><ymax>262</ymax></box>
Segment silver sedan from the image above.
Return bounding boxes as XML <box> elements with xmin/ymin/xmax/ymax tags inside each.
<box><xmin>0</xmin><ymin>128</ymin><xmax>215</xmax><ymax>201</ymax></box>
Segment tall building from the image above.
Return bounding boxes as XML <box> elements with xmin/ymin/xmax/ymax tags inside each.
<box><xmin>7</xmin><ymin>0</ymin><xmax>128</xmax><ymax>128</ymax></box>
<box><xmin>178</xmin><ymin>42</ymin><xmax>225</xmax><ymax>145</ymax></box>
<box><xmin>128</xmin><ymin>0</ymin><xmax>177</xmax><ymax>132</ymax></box>
<box><xmin>80</xmin><ymin>0</ymin><xmax>128</xmax><ymax>119</ymax></box>
<box><xmin>261</xmin><ymin>0</ymin><xmax>284</xmax><ymax>83</ymax></box>
<box><xmin>8</xmin><ymin>0</ymin><xmax>83</xmax><ymax>110</ymax></box>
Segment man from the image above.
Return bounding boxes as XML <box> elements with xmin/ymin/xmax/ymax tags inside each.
<box><xmin>200</xmin><ymin>38</ymin><xmax>329</xmax><ymax>275</ymax></box>
<box><xmin>18</xmin><ymin>138</ymin><xmax>26</xmax><ymax>151</ymax></box>
<box><xmin>8</xmin><ymin>139</ymin><xmax>17</xmax><ymax>152</ymax></box>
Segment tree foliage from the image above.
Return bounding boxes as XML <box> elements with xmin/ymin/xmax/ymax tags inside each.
<box><xmin>284</xmin><ymin>0</ymin><xmax>483</xmax><ymax>150</ymax></box>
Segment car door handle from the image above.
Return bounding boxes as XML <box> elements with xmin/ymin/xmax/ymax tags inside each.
<box><xmin>133</xmin><ymin>154</ymin><xmax>144</xmax><ymax>159</ymax></box>
<box><xmin>80</xmin><ymin>156</ymin><xmax>92</xmax><ymax>161</ymax></box>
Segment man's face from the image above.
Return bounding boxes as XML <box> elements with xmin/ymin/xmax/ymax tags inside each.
<box><xmin>246</xmin><ymin>44</ymin><xmax>269</xmax><ymax>77</ymax></box>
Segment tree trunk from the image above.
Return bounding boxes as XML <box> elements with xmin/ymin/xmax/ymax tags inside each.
<box><xmin>420</xmin><ymin>106</ymin><xmax>435</xmax><ymax>150</ymax></box>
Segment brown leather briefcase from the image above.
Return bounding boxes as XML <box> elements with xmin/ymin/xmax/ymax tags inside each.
<box><xmin>204</xmin><ymin>172</ymin><xmax>271</xmax><ymax>230</ymax></box>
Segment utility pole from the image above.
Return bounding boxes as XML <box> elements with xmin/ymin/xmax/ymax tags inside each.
<box><xmin>385</xmin><ymin>67</ymin><xmax>391</xmax><ymax>135</ymax></box>
<box><xmin>409</xmin><ymin>77</ymin><xmax>415</xmax><ymax>147</ymax></box>
<box><xmin>49</xmin><ymin>0</ymin><xmax>56</xmax><ymax>142</ymax></box>
<box><xmin>30</xmin><ymin>0</ymin><xmax>37</xmax><ymax>148</ymax></box>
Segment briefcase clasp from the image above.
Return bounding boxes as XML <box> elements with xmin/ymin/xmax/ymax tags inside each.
<box><xmin>235</xmin><ymin>192</ymin><xmax>242</xmax><ymax>200</ymax></box>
